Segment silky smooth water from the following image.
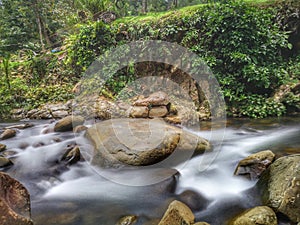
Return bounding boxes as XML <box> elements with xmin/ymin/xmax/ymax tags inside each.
<box><xmin>0</xmin><ymin>117</ymin><xmax>299</xmax><ymax>225</ymax></box>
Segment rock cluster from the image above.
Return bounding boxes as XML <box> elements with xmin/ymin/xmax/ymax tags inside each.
<box><xmin>129</xmin><ymin>91</ymin><xmax>170</xmax><ymax>119</ymax></box>
<box><xmin>12</xmin><ymin>101</ymin><xmax>73</xmax><ymax>120</ymax></box>
<box><xmin>11</xmin><ymin>91</ymin><xmax>212</xmax><ymax>124</ymax></box>
<box><xmin>234</xmin><ymin>151</ymin><xmax>300</xmax><ymax>224</ymax></box>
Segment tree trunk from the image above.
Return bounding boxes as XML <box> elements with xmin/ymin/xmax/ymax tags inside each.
<box><xmin>2</xmin><ymin>54</ymin><xmax>11</xmax><ymax>91</ymax></box>
<box><xmin>36</xmin><ymin>15</ymin><xmax>45</xmax><ymax>51</ymax></box>
<box><xmin>142</xmin><ymin>0</ymin><xmax>147</xmax><ymax>13</ymax></box>
<box><xmin>33</xmin><ymin>0</ymin><xmax>51</xmax><ymax>51</ymax></box>
<box><xmin>173</xmin><ymin>0</ymin><xmax>178</xmax><ymax>8</ymax></box>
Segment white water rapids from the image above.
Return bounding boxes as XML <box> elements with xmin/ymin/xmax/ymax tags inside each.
<box><xmin>0</xmin><ymin>117</ymin><xmax>299</xmax><ymax>224</ymax></box>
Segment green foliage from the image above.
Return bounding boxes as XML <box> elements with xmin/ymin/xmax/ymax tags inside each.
<box><xmin>68</xmin><ymin>21</ymin><xmax>115</xmax><ymax>75</ymax></box>
<box><xmin>0</xmin><ymin>76</ymin><xmax>74</xmax><ymax>116</ymax></box>
<box><xmin>237</xmin><ymin>95</ymin><xmax>286</xmax><ymax>118</ymax></box>
<box><xmin>74</xmin><ymin>0</ymin><xmax>114</xmax><ymax>15</ymax></box>
<box><xmin>1</xmin><ymin>0</ymin><xmax>298</xmax><ymax>119</ymax></box>
<box><xmin>66</xmin><ymin>0</ymin><xmax>297</xmax><ymax>118</ymax></box>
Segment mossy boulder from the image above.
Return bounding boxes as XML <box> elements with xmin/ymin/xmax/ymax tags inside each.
<box><xmin>256</xmin><ymin>154</ymin><xmax>300</xmax><ymax>223</ymax></box>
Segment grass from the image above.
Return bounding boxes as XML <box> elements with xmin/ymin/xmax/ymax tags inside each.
<box><xmin>113</xmin><ymin>0</ymin><xmax>281</xmax><ymax>25</ymax></box>
<box><xmin>113</xmin><ymin>4</ymin><xmax>205</xmax><ymax>25</ymax></box>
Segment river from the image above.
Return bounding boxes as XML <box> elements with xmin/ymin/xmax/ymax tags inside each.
<box><xmin>0</xmin><ymin>116</ymin><xmax>299</xmax><ymax>225</ymax></box>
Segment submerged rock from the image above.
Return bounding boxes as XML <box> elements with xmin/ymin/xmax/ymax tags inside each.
<box><xmin>54</xmin><ymin>115</ymin><xmax>85</xmax><ymax>132</ymax></box>
<box><xmin>85</xmin><ymin>118</ymin><xmax>210</xmax><ymax>167</ymax></box>
<box><xmin>158</xmin><ymin>200</ymin><xmax>194</xmax><ymax>225</ymax></box>
<box><xmin>73</xmin><ymin>125</ymin><xmax>88</xmax><ymax>133</ymax></box>
<box><xmin>229</xmin><ymin>206</ymin><xmax>277</xmax><ymax>225</ymax></box>
<box><xmin>0</xmin><ymin>172</ymin><xmax>33</xmax><ymax>225</ymax></box>
<box><xmin>256</xmin><ymin>154</ymin><xmax>300</xmax><ymax>223</ymax></box>
<box><xmin>234</xmin><ymin>150</ymin><xmax>275</xmax><ymax>180</ymax></box>
<box><xmin>178</xmin><ymin>190</ymin><xmax>209</xmax><ymax>211</ymax></box>
<box><xmin>116</xmin><ymin>215</ymin><xmax>137</xmax><ymax>225</ymax></box>
<box><xmin>0</xmin><ymin>129</ymin><xmax>16</xmax><ymax>140</ymax></box>
<box><xmin>61</xmin><ymin>146</ymin><xmax>81</xmax><ymax>165</ymax></box>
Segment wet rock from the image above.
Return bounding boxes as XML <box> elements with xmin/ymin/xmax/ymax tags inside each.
<box><xmin>149</xmin><ymin>106</ymin><xmax>168</xmax><ymax>118</ymax></box>
<box><xmin>129</xmin><ymin>106</ymin><xmax>149</xmax><ymax>118</ymax></box>
<box><xmin>5</xmin><ymin>123</ymin><xmax>34</xmax><ymax>130</ymax></box>
<box><xmin>158</xmin><ymin>200</ymin><xmax>194</xmax><ymax>225</ymax></box>
<box><xmin>73</xmin><ymin>125</ymin><xmax>88</xmax><ymax>133</ymax></box>
<box><xmin>133</xmin><ymin>91</ymin><xmax>169</xmax><ymax>106</ymax></box>
<box><xmin>0</xmin><ymin>129</ymin><xmax>16</xmax><ymax>140</ymax></box>
<box><xmin>54</xmin><ymin>115</ymin><xmax>85</xmax><ymax>132</ymax></box>
<box><xmin>0</xmin><ymin>157</ymin><xmax>13</xmax><ymax>167</ymax></box>
<box><xmin>2</xmin><ymin>150</ymin><xmax>17</xmax><ymax>158</ymax></box>
<box><xmin>41</xmin><ymin>127</ymin><xmax>54</xmax><ymax>134</ymax></box>
<box><xmin>0</xmin><ymin>143</ymin><xmax>6</xmax><ymax>152</ymax></box>
<box><xmin>229</xmin><ymin>206</ymin><xmax>277</xmax><ymax>225</ymax></box>
<box><xmin>61</xmin><ymin>146</ymin><xmax>81</xmax><ymax>165</ymax></box>
<box><xmin>116</xmin><ymin>215</ymin><xmax>137</xmax><ymax>225</ymax></box>
<box><xmin>0</xmin><ymin>172</ymin><xmax>33</xmax><ymax>224</ymax></box>
<box><xmin>234</xmin><ymin>150</ymin><xmax>275</xmax><ymax>180</ymax></box>
<box><xmin>256</xmin><ymin>154</ymin><xmax>300</xmax><ymax>223</ymax></box>
<box><xmin>178</xmin><ymin>190</ymin><xmax>209</xmax><ymax>211</ymax></box>
<box><xmin>85</xmin><ymin>118</ymin><xmax>210</xmax><ymax>167</ymax></box>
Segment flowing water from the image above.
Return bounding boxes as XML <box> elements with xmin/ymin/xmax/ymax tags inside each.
<box><xmin>0</xmin><ymin>117</ymin><xmax>299</xmax><ymax>225</ymax></box>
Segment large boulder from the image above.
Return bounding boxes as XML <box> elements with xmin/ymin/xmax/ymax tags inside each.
<box><xmin>158</xmin><ymin>200</ymin><xmax>194</xmax><ymax>225</ymax></box>
<box><xmin>256</xmin><ymin>154</ymin><xmax>300</xmax><ymax>223</ymax></box>
<box><xmin>54</xmin><ymin>115</ymin><xmax>85</xmax><ymax>132</ymax></box>
<box><xmin>85</xmin><ymin>118</ymin><xmax>210</xmax><ymax>167</ymax></box>
<box><xmin>234</xmin><ymin>150</ymin><xmax>275</xmax><ymax>180</ymax></box>
<box><xmin>0</xmin><ymin>172</ymin><xmax>33</xmax><ymax>225</ymax></box>
<box><xmin>229</xmin><ymin>206</ymin><xmax>277</xmax><ymax>225</ymax></box>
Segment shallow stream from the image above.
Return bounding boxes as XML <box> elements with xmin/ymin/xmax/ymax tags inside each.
<box><xmin>0</xmin><ymin>117</ymin><xmax>299</xmax><ymax>225</ymax></box>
